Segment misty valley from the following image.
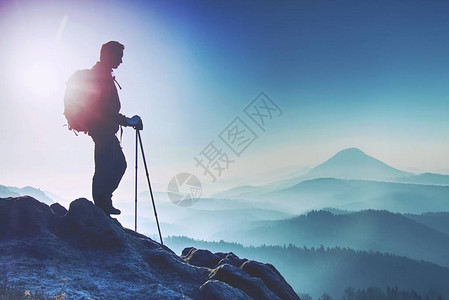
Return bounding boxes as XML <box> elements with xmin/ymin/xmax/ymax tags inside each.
<box><xmin>6</xmin><ymin>148</ymin><xmax>449</xmax><ymax>299</ymax></box>
<box><xmin>140</xmin><ymin>148</ymin><xmax>449</xmax><ymax>299</ymax></box>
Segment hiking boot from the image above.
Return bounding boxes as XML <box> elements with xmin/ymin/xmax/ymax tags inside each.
<box><xmin>103</xmin><ymin>206</ymin><xmax>121</xmax><ymax>215</ymax></box>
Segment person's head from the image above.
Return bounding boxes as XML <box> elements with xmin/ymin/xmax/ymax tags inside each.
<box><xmin>100</xmin><ymin>41</ymin><xmax>124</xmax><ymax>69</ymax></box>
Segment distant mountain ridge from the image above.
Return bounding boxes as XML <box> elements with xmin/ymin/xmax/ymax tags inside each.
<box><xmin>0</xmin><ymin>185</ymin><xmax>53</xmax><ymax>204</ymax></box>
<box><xmin>214</xmin><ymin>147</ymin><xmax>449</xmax><ymax>200</ymax></box>
<box><xmin>405</xmin><ymin>212</ymin><xmax>449</xmax><ymax>236</ymax></box>
<box><xmin>395</xmin><ymin>172</ymin><xmax>449</xmax><ymax>185</ymax></box>
<box><xmin>213</xmin><ymin>209</ymin><xmax>449</xmax><ymax>268</ymax></box>
<box><xmin>258</xmin><ymin>177</ymin><xmax>449</xmax><ymax>214</ymax></box>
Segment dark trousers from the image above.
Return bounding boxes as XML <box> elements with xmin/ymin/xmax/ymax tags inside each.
<box><xmin>91</xmin><ymin>135</ymin><xmax>127</xmax><ymax>209</ymax></box>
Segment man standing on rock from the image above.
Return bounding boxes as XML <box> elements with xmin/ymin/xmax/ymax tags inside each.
<box><xmin>87</xmin><ymin>41</ymin><xmax>142</xmax><ymax>215</ymax></box>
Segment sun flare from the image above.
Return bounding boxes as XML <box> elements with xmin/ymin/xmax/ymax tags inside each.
<box><xmin>21</xmin><ymin>58</ymin><xmax>60</xmax><ymax>98</ymax></box>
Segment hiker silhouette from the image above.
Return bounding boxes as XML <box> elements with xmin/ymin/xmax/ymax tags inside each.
<box><xmin>87</xmin><ymin>41</ymin><xmax>142</xmax><ymax>215</ymax></box>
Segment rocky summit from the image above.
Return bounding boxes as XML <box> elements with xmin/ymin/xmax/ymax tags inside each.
<box><xmin>0</xmin><ymin>196</ymin><xmax>300</xmax><ymax>299</ymax></box>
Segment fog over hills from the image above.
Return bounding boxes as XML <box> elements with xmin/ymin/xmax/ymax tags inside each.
<box><xmin>116</xmin><ymin>197</ymin><xmax>293</xmax><ymax>240</ymax></box>
<box><xmin>214</xmin><ymin>147</ymin><xmax>411</xmax><ymax>199</ymax></box>
<box><xmin>405</xmin><ymin>212</ymin><xmax>449</xmax><ymax>236</ymax></box>
<box><xmin>4</xmin><ymin>147</ymin><xmax>448</xmax><ymax>299</ymax></box>
<box><xmin>259</xmin><ymin>178</ymin><xmax>449</xmax><ymax>214</ymax></box>
<box><xmin>215</xmin><ymin>147</ymin><xmax>449</xmax><ymax>202</ymax></box>
<box><xmin>213</xmin><ymin>209</ymin><xmax>449</xmax><ymax>267</ymax></box>
<box><xmin>395</xmin><ymin>172</ymin><xmax>449</xmax><ymax>185</ymax></box>
<box><xmin>166</xmin><ymin>236</ymin><xmax>449</xmax><ymax>300</ymax></box>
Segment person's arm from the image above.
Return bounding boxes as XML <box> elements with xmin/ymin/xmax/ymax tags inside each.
<box><xmin>117</xmin><ymin>113</ymin><xmax>127</xmax><ymax>126</ymax></box>
<box><xmin>124</xmin><ymin>115</ymin><xmax>143</xmax><ymax>130</ymax></box>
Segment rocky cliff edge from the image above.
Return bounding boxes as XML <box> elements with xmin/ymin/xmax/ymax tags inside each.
<box><xmin>0</xmin><ymin>196</ymin><xmax>300</xmax><ymax>299</ymax></box>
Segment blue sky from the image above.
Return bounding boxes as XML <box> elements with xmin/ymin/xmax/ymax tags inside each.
<box><xmin>1</xmin><ymin>0</ymin><xmax>449</xmax><ymax>201</ymax></box>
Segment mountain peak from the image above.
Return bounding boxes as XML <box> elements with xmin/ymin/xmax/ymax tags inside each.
<box><xmin>306</xmin><ymin>147</ymin><xmax>410</xmax><ymax>181</ymax></box>
<box><xmin>334</xmin><ymin>147</ymin><xmax>366</xmax><ymax>156</ymax></box>
<box><xmin>328</xmin><ymin>148</ymin><xmax>371</xmax><ymax>162</ymax></box>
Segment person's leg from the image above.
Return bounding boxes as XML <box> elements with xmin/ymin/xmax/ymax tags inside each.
<box><xmin>109</xmin><ymin>136</ymin><xmax>127</xmax><ymax>198</ymax></box>
<box><xmin>92</xmin><ymin>135</ymin><xmax>127</xmax><ymax>214</ymax></box>
<box><xmin>92</xmin><ymin>135</ymin><xmax>116</xmax><ymax>211</ymax></box>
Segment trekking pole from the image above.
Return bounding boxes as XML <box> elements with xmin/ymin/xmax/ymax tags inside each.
<box><xmin>136</xmin><ymin>129</ymin><xmax>164</xmax><ymax>245</ymax></box>
<box><xmin>134</xmin><ymin>129</ymin><xmax>138</xmax><ymax>232</ymax></box>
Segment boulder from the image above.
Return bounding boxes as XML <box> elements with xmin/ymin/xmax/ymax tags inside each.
<box><xmin>182</xmin><ymin>248</ymin><xmax>222</xmax><ymax>268</ymax></box>
<box><xmin>242</xmin><ymin>260</ymin><xmax>300</xmax><ymax>300</ymax></box>
<box><xmin>62</xmin><ymin>198</ymin><xmax>124</xmax><ymax>248</ymax></box>
<box><xmin>209</xmin><ymin>263</ymin><xmax>281</xmax><ymax>300</ymax></box>
<box><xmin>217</xmin><ymin>252</ymin><xmax>248</xmax><ymax>268</ymax></box>
<box><xmin>181</xmin><ymin>247</ymin><xmax>195</xmax><ymax>257</ymax></box>
<box><xmin>0</xmin><ymin>196</ymin><xmax>56</xmax><ymax>239</ymax></box>
<box><xmin>199</xmin><ymin>280</ymin><xmax>250</xmax><ymax>300</ymax></box>
<box><xmin>50</xmin><ymin>202</ymin><xmax>68</xmax><ymax>216</ymax></box>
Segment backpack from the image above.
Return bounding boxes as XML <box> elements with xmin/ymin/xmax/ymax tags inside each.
<box><xmin>63</xmin><ymin>69</ymin><xmax>98</xmax><ymax>134</ymax></box>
